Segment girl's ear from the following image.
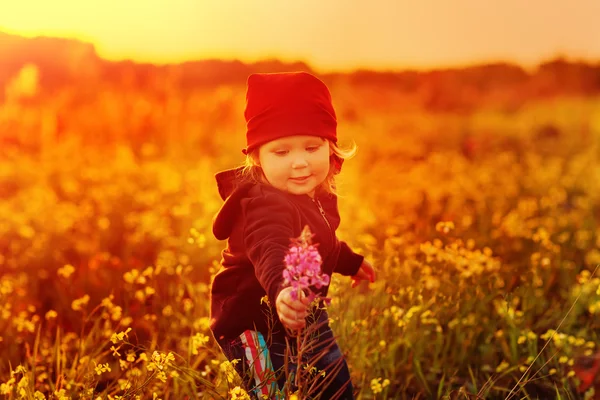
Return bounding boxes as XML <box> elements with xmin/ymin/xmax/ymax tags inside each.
<box><xmin>251</xmin><ymin>151</ymin><xmax>261</xmax><ymax>167</ymax></box>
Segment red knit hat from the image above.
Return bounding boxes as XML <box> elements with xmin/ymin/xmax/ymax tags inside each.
<box><xmin>242</xmin><ymin>72</ymin><xmax>338</xmax><ymax>155</ymax></box>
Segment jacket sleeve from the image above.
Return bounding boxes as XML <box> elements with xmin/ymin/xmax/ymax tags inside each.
<box><xmin>334</xmin><ymin>240</ymin><xmax>364</xmax><ymax>276</ymax></box>
<box><xmin>243</xmin><ymin>193</ymin><xmax>298</xmax><ymax>308</ymax></box>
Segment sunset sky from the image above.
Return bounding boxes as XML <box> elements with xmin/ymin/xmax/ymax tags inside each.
<box><xmin>1</xmin><ymin>0</ymin><xmax>599</xmax><ymax>72</ymax></box>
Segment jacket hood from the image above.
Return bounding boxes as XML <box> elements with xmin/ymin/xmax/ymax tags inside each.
<box><xmin>212</xmin><ymin>165</ymin><xmax>339</xmax><ymax>241</ymax></box>
<box><xmin>212</xmin><ymin>167</ymin><xmax>253</xmax><ymax>240</ymax></box>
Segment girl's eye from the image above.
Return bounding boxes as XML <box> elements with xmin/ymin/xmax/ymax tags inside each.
<box><xmin>306</xmin><ymin>146</ymin><xmax>320</xmax><ymax>152</ymax></box>
<box><xmin>274</xmin><ymin>150</ymin><xmax>289</xmax><ymax>156</ymax></box>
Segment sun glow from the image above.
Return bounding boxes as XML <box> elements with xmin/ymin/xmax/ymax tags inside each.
<box><xmin>1</xmin><ymin>0</ymin><xmax>599</xmax><ymax>71</ymax></box>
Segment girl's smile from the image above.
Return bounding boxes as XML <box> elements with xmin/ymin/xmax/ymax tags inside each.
<box><xmin>290</xmin><ymin>174</ymin><xmax>312</xmax><ymax>183</ymax></box>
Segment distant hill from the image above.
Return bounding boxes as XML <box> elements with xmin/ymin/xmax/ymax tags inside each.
<box><xmin>1</xmin><ymin>30</ymin><xmax>600</xmax><ymax>110</ymax></box>
<box><xmin>0</xmin><ymin>31</ymin><xmax>101</xmax><ymax>91</ymax></box>
<box><xmin>0</xmin><ymin>31</ymin><xmax>316</xmax><ymax>91</ymax></box>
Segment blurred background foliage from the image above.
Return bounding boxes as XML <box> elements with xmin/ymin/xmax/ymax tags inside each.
<box><xmin>1</xmin><ymin>32</ymin><xmax>600</xmax><ymax>399</ymax></box>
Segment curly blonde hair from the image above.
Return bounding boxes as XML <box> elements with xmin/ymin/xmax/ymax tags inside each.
<box><xmin>240</xmin><ymin>138</ymin><xmax>357</xmax><ymax>195</ymax></box>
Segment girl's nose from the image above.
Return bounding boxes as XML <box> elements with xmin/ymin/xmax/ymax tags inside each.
<box><xmin>291</xmin><ymin>156</ymin><xmax>309</xmax><ymax>168</ymax></box>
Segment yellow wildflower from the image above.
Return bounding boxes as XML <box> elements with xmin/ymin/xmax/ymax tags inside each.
<box><xmin>124</xmin><ymin>269</ymin><xmax>146</xmax><ymax>285</ymax></box>
<box><xmin>71</xmin><ymin>295</ymin><xmax>90</xmax><ymax>311</ymax></box>
<box><xmin>371</xmin><ymin>377</ymin><xmax>384</xmax><ymax>394</ymax></box>
<box><xmin>540</xmin><ymin>329</ymin><xmax>556</xmax><ymax>341</ymax></box>
<box><xmin>17</xmin><ymin>376</ymin><xmax>28</xmax><ymax>393</ymax></box>
<box><xmin>135</xmin><ymin>290</ymin><xmax>146</xmax><ymax>302</ymax></box>
<box><xmin>220</xmin><ymin>359</ymin><xmax>240</xmax><ymax>383</ymax></box>
<box><xmin>110</xmin><ymin>346</ymin><xmax>121</xmax><ymax>357</ymax></box>
<box><xmin>45</xmin><ymin>310</ymin><xmax>58</xmax><ymax>320</ymax></box>
<box><xmin>435</xmin><ymin>221</ymin><xmax>455</xmax><ymax>234</ymax></box>
<box><xmin>110</xmin><ymin>306</ymin><xmax>122</xmax><ymax>321</ymax></box>
<box><xmin>126</xmin><ymin>350</ymin><xmax>136</xmax><ymax>363</ymax></box>
<box><xmin>496</xmin><ymin>361</ymin><xmax>509</xmax><ymax>373</ymax></box>
<box><xmin>183</xmin><ymin>298</ymin><xmax>193</xmax><ymax>313</ymax></box>
<box><xmin>191</xmin><ymin>333</ymin><xmax>210</xmax><ymax>355</ymax></box>
<box><xmin>194</xmin><ymin>317</ymin><xmax>211</xmax><ymax>331</ymax></box>
<box><xmin>0</xmin><ymin>279</ymin><xmax>13</xmax><ymax>296</ymax></box>
<box><xmin>0</xmin><ymin>377</ymin><xmax>15</xmax><ymax>395</ymax></box>
<box><xmin>102</xmin><ymin>295</ymin><xmax>115</xmax><ymax>308</ymax></box>
<box><xmin>526</xmin><ymin>356</ymin><xmax>535</xmax><ymax>364</ymax></box>
<box><xmin>117</xmin><ymin>379</ymin><xmax>131</xmax><ymax>391</ymax></box>
<box><xmin>14</xmin><ymin>312</ymin><xmax>37</xmax><ymax>333</ymax></box>
<box><xmin>147</xmin><ymin>351</ymin><xmax>175</xmax><ymax>374</ymax></box>
<box><xmin>54</xmin><ymin>389</ymin><xmax>70</xmax><ymax>400</ymax></box>
<box><xmin>110</xmin><ymin>328</ymin><xmax>132</xmax><ymax>344</ymax></box>
<box><xmin>95</xmin><ymin>363</ymin><xmax>111</xmax><ymax>375</ymax></box>
<box><xmin>260</xmin><ymin>295</ymin><xmax>270</xmax><ymax>306</ymax></box>
<box><xmin>229</xmin><ymin>386</ymin><xmax>250</xmax><ymax>400</ymax></box>
<box><xmin>57</xmin><ymin>264</ymin><xmax>75</xmax><ymax>278</ymax></box>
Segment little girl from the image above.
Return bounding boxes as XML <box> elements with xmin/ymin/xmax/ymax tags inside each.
<box><xmin>210</xmin><ymin>71</ymin><xmax>376</xmax><ymax>399</ymax></box>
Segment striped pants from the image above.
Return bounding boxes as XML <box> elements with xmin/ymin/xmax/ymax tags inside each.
<box><xmin>216</xmin><ymin>315</ymin><xmax>354</xmax><ymax>399</ymax></box>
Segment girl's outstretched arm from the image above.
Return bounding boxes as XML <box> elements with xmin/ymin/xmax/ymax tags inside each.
<box><xmin>243</xmin><ymin>192</ymin><xmax>301</xmax><ymax>307</ymax></box>
<box><xmin>334</xmin><ymin>241</ymin><xmax>364</xmax><ymax>276</ymax></box>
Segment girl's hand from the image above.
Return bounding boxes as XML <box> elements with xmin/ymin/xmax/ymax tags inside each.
<box><xmin>351</xmin><ymin>259</ymin><xmax>376</xmax><ymax>288</ymax></box>
<box><xmin>275</xmin><ymin>287</ymin><xmax>311</xmax><ymax>330</ymax></box>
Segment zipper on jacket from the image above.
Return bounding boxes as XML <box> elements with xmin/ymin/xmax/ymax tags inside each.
<box><xmin>312</xmin><ymin>198</ymin><xmax>332</xmax><ymax>232</ymax></box>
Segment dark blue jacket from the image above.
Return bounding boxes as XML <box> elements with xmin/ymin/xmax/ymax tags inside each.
<box><xmin>209</xmin><ymin>167</ymin><xmax>364</xmax><ymax>341</ymax></box>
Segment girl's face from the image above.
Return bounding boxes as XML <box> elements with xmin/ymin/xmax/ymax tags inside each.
<box><xmin>257</xmin><ymin>135</ymin><xmax>331</xmax><ymax>197</ymax></box>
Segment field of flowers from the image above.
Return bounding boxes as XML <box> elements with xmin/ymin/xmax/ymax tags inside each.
<box><xmin>2</xmin><ymin>64</ymin><xmax>600</xmax><ymax>399</ymax></box>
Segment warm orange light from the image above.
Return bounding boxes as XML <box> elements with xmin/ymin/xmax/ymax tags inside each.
<box><xmin>1</xmin><ymin>0</ymin><xmax>599</xmax><ymax>72</ymax></box>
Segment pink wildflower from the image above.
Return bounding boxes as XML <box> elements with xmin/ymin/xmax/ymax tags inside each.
<box><xmin>282</xmin><ymin>225</ymin><xmax>330</xmax><ymax>302</ymax></box>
